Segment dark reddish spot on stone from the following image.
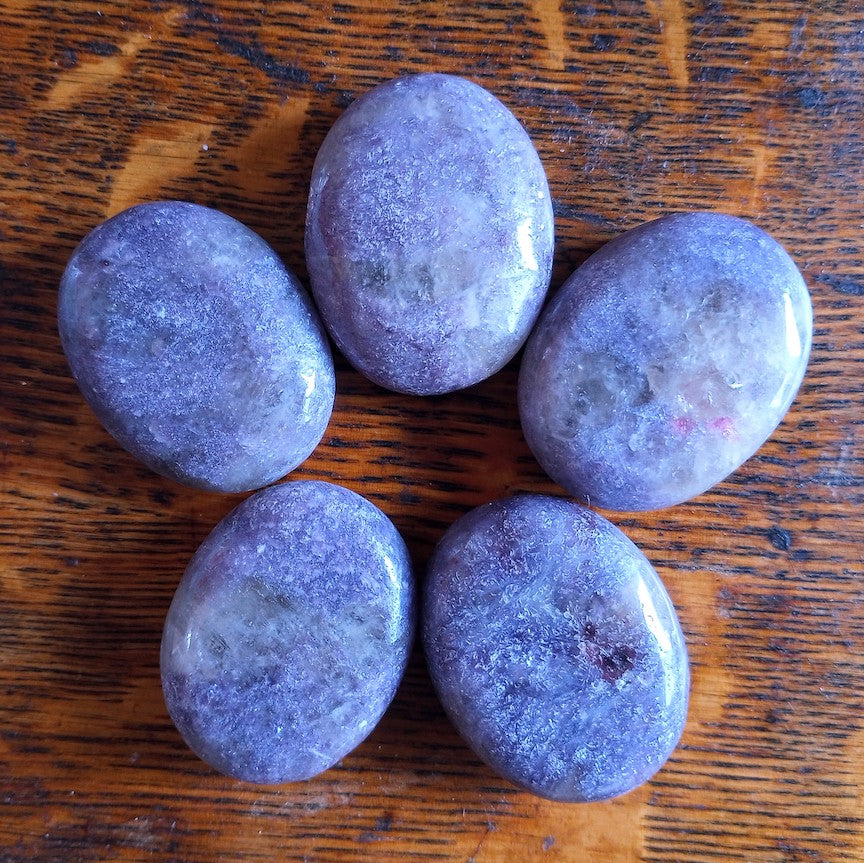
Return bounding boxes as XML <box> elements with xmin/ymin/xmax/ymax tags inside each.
<box><xmin>598</xmin><ymin>645</ymin><xmax>637</xmax><ymax>682</ymax></box>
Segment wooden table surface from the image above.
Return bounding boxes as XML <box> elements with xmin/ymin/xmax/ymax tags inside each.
<box><xmin>2</xmin><ymin>1</ymin><xmax>863</xmax><ymax>860</ymax></box>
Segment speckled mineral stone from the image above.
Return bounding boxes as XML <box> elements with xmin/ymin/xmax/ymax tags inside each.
<box><xmin>58</xmin><ymin>201</ymin><xmax>335</xmax><ymax>493</ymax></box>
<box><xmin>305</xmin><ymin>73</ymin><xmax>554</xmax><ymax>395</ymax></box>
<box><xmin>423</xmin><ymin>494</ymin><xmax>689</xmax><ymax>803</ymax></box>
<box><xmin>519</xmin><ymin>212</ymin><xmax>813</xmax><ymax>511</ymax></box>
<box><xmin>161</xmin><ymin>480</ymin><xmax>415</xmax><ymax>784</ymax></box>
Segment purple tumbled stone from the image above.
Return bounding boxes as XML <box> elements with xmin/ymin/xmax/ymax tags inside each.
<box><xmin>161</xmin><ymin>480</ymin><xmax>415</xmax><ymax>784</ymax></box>
<box><xmin>423</xmin><ymin>494</ymin><xmax>689</xmax><ymax>803</ymax></box>
<box><xmin>58</xmin><ymin>201</ymin><xmax>335</xmax><ymax>492</ymax></box>
<box><xmin>519</xmin><ymin>213</ymin><xmax>813</xmax><ymax>511</ymax></box>
<box><xmin>305</xmin><ymin>73</ymin><xmax>554</xmax><ymax>395</ymax></box>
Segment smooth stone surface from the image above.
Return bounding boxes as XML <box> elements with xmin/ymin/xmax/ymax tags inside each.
<box><xmin>305</xmin><ymin>73</ymin><xmax>554</xmax><ymax>395</ymax></box>
<box><xmin>58</xmin><ymin>201</ymin><xmax>335</xmax><ymax>493</ymax></box>
<box><xmin>519</xmin><ymin>212</ymin><xmax>813</xmax><ymax>511</ymax></box>
<box><xmin>423</xmin><ymin>494</ymin><xmax>689</xmax><ymax>803</ymax></box>
<box><xmin>161</xmin><ymin>480</ymin><xmax>415</xmax><ymax>784</ymax></box>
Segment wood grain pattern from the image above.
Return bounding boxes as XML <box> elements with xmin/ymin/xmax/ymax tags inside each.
<box><xmin>2</xmin><ymin>1</ymin><xmax>863</xmax><ymax>860</ymax></box>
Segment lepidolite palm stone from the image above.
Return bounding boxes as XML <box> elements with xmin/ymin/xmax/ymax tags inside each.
<box><xmin>161</xmin><ymin>481</ymin><xmax>415</xmax><ymax>783</ymax></box>
<box><xmin>519</xmin><ymin>213</ymin><xmax>813</xmax><ymax>511</ymax></box>
<box><xmin>305</xmin><ymin>73</ymin><xmax>554</xmax><ymax>395</ymax></box>
<box><xmin>58</xmin><ymin>201</ymin><xmax>335</xmax><ymax>493</ymax></box>
<box><xmin>423</xmin><ymin>494</ymin><xmax>689</xmax><ymax>802</ymax></box>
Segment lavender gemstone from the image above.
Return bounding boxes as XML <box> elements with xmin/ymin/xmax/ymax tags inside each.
<box><xmin>519</xmin><ymin>213</ymin><xmax>813</xmax><ymax>511</ymax></box>
<box><xmin>423</xmin><ymin>494</ymin><xmax>689</xmax><ymax>802</ymax></box>
<box><xmin>305</xmin><ymin>73</ymin><xmax>554</xmax><ymax>395</ymax></box>
<box><xmin>58</xmin><ymin>201</ymin><xmax>335</xmax><ymax>493</ymax></box>
<box><xmin>161</xmin><ymin>480</ymin><xmax>415</xmax><ymax>784</ymax></box>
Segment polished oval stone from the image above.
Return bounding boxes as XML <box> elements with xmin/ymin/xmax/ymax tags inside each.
<box><xmin>58</xmin><ymin>201</ymin><xmax>335</xmax><ymax>493</ymax></box>
<box><xmin>305</xmin><ymin>73</ymin><xmax>554</xmax><ymax>395</ymax></box>
<box><xmin>519</xmin><ymin>213</ymin><xmax>813</xmax><ymax>511</ymax></box>
<box><xmin>161</xmin><ymin>480</ymin><xmax>415</xmax><ymax>783</ymax></box>
<box><xmin>424</xmin><ymin>494</ymin><xmax>688</xmax><ymax>802</ymax></box>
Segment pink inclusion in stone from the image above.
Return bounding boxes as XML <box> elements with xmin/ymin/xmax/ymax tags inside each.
<box><xmin>518</xmin><ymin>213</ymin><xmax>813</xmax><ymax>511</ymax></box>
